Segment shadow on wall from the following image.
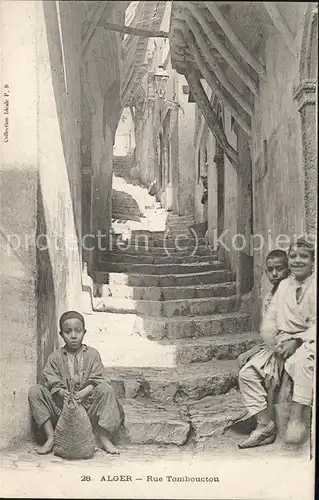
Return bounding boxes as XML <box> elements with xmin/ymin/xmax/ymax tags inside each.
<box><xmin>36</xmin><ymin>185</ymin><xmax>58</xmax><ymax>380</ymax></box>
<box><xmin>112</xmin><ymin>190</ymin><xmax>142</xmax><ymax>222</ymax></box>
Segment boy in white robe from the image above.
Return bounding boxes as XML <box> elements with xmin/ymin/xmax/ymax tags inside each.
<box><xmin>238</xmin><ymin>236</ymin><xmax>315</xmax><ymax>448</ymax></box>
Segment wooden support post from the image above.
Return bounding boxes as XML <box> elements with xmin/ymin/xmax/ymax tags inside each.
<box><xmin>185</xmin><ymin>71</ymin><xmax>239</xmax><ymax>171</ymax></box>
<box><xmin>186</xmin><ymin>4</ymin><xmax>259</xmax><ymax>96</ymax></box>
<box><xmin>263</xmin><ymin>2</ymin><xmax>296</xmax><ymax>53</ymax></box>
<box><xmin>98</xmin><ymin>21</ymin><xmax>169</xmax><ymax>38</ymax></box>
<box><xmin>174</xmin><ymin>18</ymin><xmax>253</xmax><ymax>116</ymax></box>
<box><xmin>187</xmin><ymin>31</ymin><xmax>252</xmax><ymax>136</ymax></box>
<box><xmin>204</xmin><ymin>2</ymin><xmax>265</xmax><ymax>77</ymax></box>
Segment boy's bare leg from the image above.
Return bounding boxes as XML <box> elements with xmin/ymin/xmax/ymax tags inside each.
<box><xmin>96</xmin><ymin>426</ymin><xmax>120</xmax><ymax>454</ymax></box>
<box><xmin>37</xmin><ymin>419</ymin><xmax>54</xmax><ymax>454</ymax></box>
<box><xmin>285</xmin><ymin>402</ymin><xmax>308</xmax><ymax>444</ymax></box>
<box><xmin>256</xmin><ymin>407</ymin><xmax>274</xmax><ymax>428</ymax></box>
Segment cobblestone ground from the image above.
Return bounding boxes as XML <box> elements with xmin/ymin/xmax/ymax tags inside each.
<box><xmin>1</xmin><ymin>436</ymin><xmax>312</xmax><ymax>499</ymax></box>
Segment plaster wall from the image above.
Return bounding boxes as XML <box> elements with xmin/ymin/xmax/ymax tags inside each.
<box><xmin>175</xmin><ymin>75</ymin><xmax>196</xmax><ymax>216</ymax></box>
<box><xmin>114</xmin><ymin>109</ymin><xmax>135</xmax><ymax>157</ymax></box>
<box><xmin>193</xmin><ymin>115</ymin><xmax>209</xmax><ymax>224</ymax></box>
<box><xmin>134</xmin><ymin>55</ymin><xmax>197</xmax><ymax>215</ymax></box>
<box><xmin>207</xmin><ymin>133</ymin><xmax>218</xmax><ymax>245</ymax></box>
<box><xmin>221</xmin><ymin>113</ymin><xmax>238</xmax><ymax>274</ymax></box>
<box><xmin>84</xmin><ymin>8</ymin><xmax>123</xmax><ymax>254</ymax></box>
<box><xmin>0</xmin><ymin>0</ymin><xmax>83</xmax><ymax>449</ymax></box>
<box><xmin>251</xmin><ymin>17</ymin><xmax>306</xmax><ymax>324</ymax></box>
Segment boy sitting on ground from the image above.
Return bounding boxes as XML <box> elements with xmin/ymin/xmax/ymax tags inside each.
<box><xmin>29</xmin><ymin>310</ymin><xmax>124</xmax><ymax>455</ymax></box>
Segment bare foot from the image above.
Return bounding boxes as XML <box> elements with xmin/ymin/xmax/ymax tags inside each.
<box><xmin>37</xmin><ymin>439</ymin><xmax>54</xmax><ymax>455</ymax></box>
<box><xmin>99</xmin><ymin>435</ymin><xmax>120</xmax><ymax>455</ymax></box>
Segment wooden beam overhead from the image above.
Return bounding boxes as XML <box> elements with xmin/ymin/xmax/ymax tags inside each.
<box><xmin>185</xmin><ymin>71</ymin><xmax>239</xmax><ymax>171</ymax></box>
<box><xmin>187</xmin><ymin>31</ymin><xmax>252</xmax><ymax>136</ymax></box>
<box><xmin>82</xmin><ymin>3</ymin><xmax>109</xmax><ymax>57</ymax></box>
<box><xmin>204</xmin><ymin>2</ymin><xmax>265</xmax><ymax>77</ymax></box>
<box><xmin>185</xmin><ymin>4</ymin><xmax>259</xmax><ymax>96</ymax></box>
<box><xmin>98</xmin><ymin>21</ymin><xmax>169</xmax><ymax>38</ymax></box>
<box><xmin>263</xmin><ymin>2</ymin><xmax>296</xmax><ymax>53</ymax></box>
<box><xmin>174</xmin><ymin>18</ymin><xmax>253</xmax><ymax>116</ymax></box>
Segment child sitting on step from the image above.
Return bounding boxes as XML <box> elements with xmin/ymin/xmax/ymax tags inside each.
<box><xmin>225</xmin><ymin>249</ymin><xmax>289</xmax><ymax>437</ymax></box>
<box><xmin>28</xmin><ymin>311</ymin><xmax>124</xmax><ymax>455</ymax></box>
<box><xmin>237</xmin><ymin>249</ymin><xmax>290</xmax><ymax>369</ymax></box>
<box><xmin>238</xmin><ymin>236</ymin><xmax>316</xmax><ymax>448</ymax></box>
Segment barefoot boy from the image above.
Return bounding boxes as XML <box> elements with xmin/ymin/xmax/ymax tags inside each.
<box><xmin>28</xmin><ymin>310</ymin><xmax>124</xmax><ymax>455</ymax></box>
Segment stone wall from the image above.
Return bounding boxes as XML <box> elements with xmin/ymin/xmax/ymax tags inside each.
<box><xmin>44</xmin><ymin>1</ymin><xmax>84</xmax><ymax>251</ymax></box>
<box><xmin>193</xmin><ymin>115</ymin><xmax>209</xmax><ymax>225</ymax></box>
<box><xmin>174</xmin><ymin>73</ymin><xmax>196</xmax><ymax>216</ymax></box>
<box><xmin>83</xmin><ymin>10</ymin><xmax>123</xmax><ymax>257</ymax></box>
<box><xmin>206</xmin><ymin>133</ymin><xmax>218</xmax><ymax>244</ymax></box>
<box><xmin>135</xmin><ymin>58</ymin><xmax>197</xmax><ymax>216</ymax></box>
<box><xmin>251</xmin><ymin>6</ymin><xmax>308</xmax><ymax>325</ymax></box>
<box><xmin>0</xmin><ymin>1</ymin><xmax>84</xmax><ymax>449</ymax></box>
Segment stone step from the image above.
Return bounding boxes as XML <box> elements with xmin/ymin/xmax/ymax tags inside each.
<box><xmin>156</xmin><ymin>332</ymin><xmax>260</xmax><ymax>363</ymax></box>
<box><xmin>105</xmin><ymin>359</ymin><xmax>239</xmax><ymax>403</ymax></box>
<box><xmin>118</xmin><ymin>391</ymin><xmax>245</xmax><ymax>445</ymax></box>
<box><xmin>100</xmin><ymin>252</ymin><xmax>219</xmax><ymax>264</ymax></box>
<box><xmin>92</xmin><ymin>311</ymin><xmax>250</xmax><ymax>339</ymax></box>
<box><xmin>98</xmin><ymin>261</ymin><xmax>224</xmax><ymax>275</ymax></box>
<box><xmin>165</xmin><ymin>223</ymin><xmax>194</xmax><ymax>231</ymax></box>
<box><xmin>84</xmin><ymin>314</ymin><xmax>255</xmax><ymax>367</ymax></box>
<box><xmin>112</xmin><ymin>213</ymin><xmax>141</xmax><ymax>222</ymax></box>
<box><xmin>98</xmin><ymin>282</ymin><xmax>236</xmax><ymax>300</ymax></box>
<box><xmin>111</xmin><ymin>201</ymin><xmax>141</xmax><ymax>209</ymax></box>
<box><xmin>106</xmin><ymin>244</ymin><xmax>212</xmax><ymax>257</ymax></box>
<box><xmin>121</xmin><ymin>399</ymin><xmax>190</xmax><ymax>445</ymax></box>
<box><xmin>110</xmin><ymin>235</ymin><xmax>206</xmax><ymax>248</ymax></box>
<box><xmin>166</xmin><ymin>215</ymin><xmax>194</xmax><ymax>222</ymax></box>
<box><xmin>187</xmin><ymin>391</ymin><xmax>245</xmax><ymax>440</ymax></box>
<box><xmin>118</xmin><ymin>229</ymin><xmax>194</xmax><ymax>238</ymax></box>
<box><xmin>95</xmin><ymin>269</ymin><xmax>235</xmax><ymax>287</ymax></box>
<box><xmin>111</xmin><ymin>203</ymin><xmax>142</xmax><ymax>210</ymax></box>
<box><xmin>111</xmin><ymin>210</ymin><xmax>143</xmax><ymax>218</ymax></box>
<box><xmin>93</xmin><ymin>295</ymin><xmax>238</xmax><ymax>317</ymax></box>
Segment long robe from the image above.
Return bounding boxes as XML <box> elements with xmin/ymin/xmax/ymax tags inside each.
<box><xmin>225</xmin><ymin>273</ymin><xmax>316</xmax><ymax>432</ymax></box>
<box><xmin>29</xmin><ymin>344</ymin><xmax>124</xmax><ymax>436</ymax></box>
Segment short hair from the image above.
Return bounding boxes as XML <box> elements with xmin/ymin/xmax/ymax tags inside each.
<box><xmin>265</xmin><ymin>249</ymin><xmax>288</xmax><ymax>265</ymax></box>
<box><xmin>59</xmin><ymin>310</ymin><xmax>85</xmax><ymax>330</ymax></box>
<box><xmin>288</xmin><ymin>235</ymin><xmax>315</xmax><ymax>261</ymax></box>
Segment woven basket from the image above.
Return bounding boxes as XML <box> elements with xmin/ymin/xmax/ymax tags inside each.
<box><xmin>54</xmin><ymin>392</ymin><xmax>95</xmax><ymax>460</ymax></box>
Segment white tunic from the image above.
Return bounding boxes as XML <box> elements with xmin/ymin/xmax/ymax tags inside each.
<box><xmin>260</xmin><ymin>274</ymin><xmax>316</xmax><ymax>345</ymax></box>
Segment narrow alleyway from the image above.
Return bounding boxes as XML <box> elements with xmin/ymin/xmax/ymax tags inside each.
<box><xmin>1</xmin><ymin>1</ymin><xmax>316</xmax><ymax>498</ymax></box>
<box><xmin>1</xmin><ymin>162</ymin><xmax>311</xmax><ymax>488</ymax></box>
<box><xmin>0</xmin><ymin>170</ymin><xmax>312</xmax><ymax>498</ymax></box>
<box><xmin>86</xmin><ymin>170</ymin><xmax>252</xmax><ymax>444</ymax></box>
<box><xmin>59</xmin><ymin>171</ymin><xmax>311</xmax><ymax>456</ymax></box>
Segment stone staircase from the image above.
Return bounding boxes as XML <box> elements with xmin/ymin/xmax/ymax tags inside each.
<box><xmin>112</xmin><ymin>154</ymin><xmax>133</xmax><ymax>182</ymax></box>
<box><xmin>90</xmin><ymin>175</ymin><xmax>258</xmax><ymax>447</ymax></box>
